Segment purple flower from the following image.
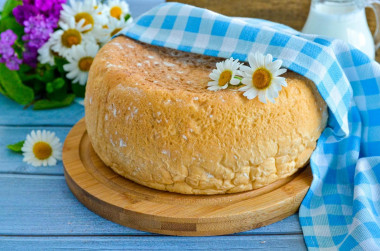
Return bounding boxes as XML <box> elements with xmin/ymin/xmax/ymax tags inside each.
<box><xmin>35</xmin><ymin>0</ymin><xmax>54</xmax><ymax>12</ymax></box>
<box><xmin>22</xmin><ymin>15</ymin><xmax>55</xmax><ymax>67</ymax></box>
<box><xmin>12</xmin><ymin>4</ymin><xmax>39</xmax><ymax>25</ymax></box>
<box><xmin>0</xmin><ymin>43</ymin><xmax>15</xmax><ymax>59</ymax></box>
<box><xmin>23</xmin><ymin>14</ymin><xmax>54</xmax><ymax>45</ymax></box>
<box><xmin>13</xmin><ymin>0</ymin><xmax>65</xmax><ymax>26</ymax></box>
<box><xmin>8</xmin><ymin>0</ymin><xmax>66</xmax><ymax>69</ymax></box>
<box><xmin>0</xmin><ymin>30</ymin><xmax>22</xmax><ymax>71</ymax></box>
<box><xmin>42</xmin><ymin>1</ymin><xmax>66</xmax><ymax>25</ymax></box>
<box><xmin>5</xmin><ymin>54</ymin><xmax>23</xmax><ymax>71</ymax></box>
<box><xmin>23</xmin><ymin>44</ymin><xmax>38</xmax><ymax>68</ymax></box>
<box><xmin>36</xmin><ymin>0</ymin><xmax>65</xmax><ymax>20</ymax></box>
<box><xmin>0</xmin><ymin>30</ymin><xmax>18</xmax><ymax>45</ymax></box>
<box><xmin>36</xmin><ymin>0</ymin><xmax>51</xmax><ymax>11</ymax></box>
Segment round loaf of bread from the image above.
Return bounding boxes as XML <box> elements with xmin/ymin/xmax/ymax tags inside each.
<box><xmin>85</xmin><ymin>36</ymin><xmax>328</xmax><ymax>195</ymax></box>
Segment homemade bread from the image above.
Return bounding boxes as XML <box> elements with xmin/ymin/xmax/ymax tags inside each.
<box><xmin>84</xmin><ymin>36</ymin><xmax>327</xmax><ymax>194</ymax></box>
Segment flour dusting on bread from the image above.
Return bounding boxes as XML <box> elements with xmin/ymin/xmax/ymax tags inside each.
<box><xmin>84</xmin><ymin>36</ymin><xmax>327</xmax><ymax>194</ymax></box>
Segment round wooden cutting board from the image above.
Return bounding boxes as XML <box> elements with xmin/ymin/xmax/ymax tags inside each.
<box><xmin>63</xmin><ymin>118</ymin><xmax>312</xmax><ymax>236</ymax></box>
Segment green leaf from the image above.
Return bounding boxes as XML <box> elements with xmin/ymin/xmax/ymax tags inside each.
<box><xmin>72</xmin><ymin>83</ymin><xmax>86</xmax><ymax>98</ymax></box>
<box><xmin>19</xmin><ymin>72</ymin><xmax>39</xmax><ymax>82</ymax></box>
<box><xmin>0</xmin><ymin>83</ymin><xmax>6</xmax><ymax>95</ymax></box>
<box><xmin>54</xmin><ymin>57</ymin><xmax>69</xmax><ymax>75</ymax></box>
<box><xmin>0</xmin><ymin>63</ymin><xmax>35</xmax><ymax>105</ymax></box>
<box><xmin>46</xmin><ymin>82</ymin><xmax>54</xmax><ymax>93</ymax></box>
<box><xmin>36</xmin><ymin>70</ymin><xmax>55</xmax><ymax>83</ymax></box>
<box><xmin>1</xmin><ymin>0</ymin><xmax>22</xmax><ymax>19</ymax></box>
<box><xmin>33</xmin><ymin>94</ymin><xmax>75</xmax><ymax>110</ymax></box>
<box><xmin>7</xmin><ymin>140</ymin><xmax>25</xmax><ymax>153</ymax></box>
<box><xmin>46</xmin><ymin>78</ymin><xmax>68</xmax><ymax>101</ymax></box>
<box><xmin>35</xmin><ymin>64</ymin><xmax>56</xmax><ymax>83</ymax></box>
<box><xmin>51</xmin><ymin>78</ymin><xmax>65</xmax><ymax>90</ymax></box>
<box><xmin>32</xmin><ymin>80</ymin><xmax>45</xmax><ymax>95</ymax></box>
<box><xmin>124</xmin><ymin>13</ymin><xmax>131</xmax><ymax>22</ymax></box>
<box><xmin>0</xmin><ymin>16</ymin><xmax>23</xmax><ymax>37</ymax></box>
<box><xmin>19</xmin><ymin>64</ymin><xmax>33</xmax><ymax>73</ymax></box>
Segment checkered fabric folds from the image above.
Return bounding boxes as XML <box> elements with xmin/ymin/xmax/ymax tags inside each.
<box><xmin>121</xmin><ymin>2</ymin><xmax>380</xmax><ymax>249</ymax></box>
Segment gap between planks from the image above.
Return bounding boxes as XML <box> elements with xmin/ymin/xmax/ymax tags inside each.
<box><xmin>0</xmin><ymin>233</ymin><xmax>303</xmax><ymax>237</ymax></box>
<box><xmin>0</xmin><ymin>173</ymin><xmax>65</xmax><ymax>179</ymax></box>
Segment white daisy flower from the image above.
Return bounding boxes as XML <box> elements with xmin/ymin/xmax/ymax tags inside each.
<box><xmin>239</xmin><ymin>52</ymin><xmax>287</xmax><ymax>103</ymax></box>
<box><xmin>38</xmin><ymin>37</ymin><xmax>57</xmax><ymax>66</ymax></box>
<box><xmin>93</xmin><ymin>0</ymin><xmax>108</xmax><ymax>15</ymax></box>
<box><xmin>207</xmin><ymin>58</ymin><xmax>242</xmax><ymax>91</ymax></box>
<box><xmin>106</xmin><ymin>0</ymin><xmax>131</xmax><ymax>20</ymax></box>
<box><xmin>22</xmin><ymin>130</ymin><xmax>62</xmax><ymax>167</ymax></box>
<box><xmin>60</xmin><ymin>0</ymin><xmax>107</xmax><ymax>32</ymax></box>
<box><xmin>63</xmin><ymin>42</ymin><xmax>99</xmax><ymax>85</ymax></box>
<box><xmin>99</xmin><ymin>16</ymin><xmax>133</xmax><ymax>45</ymax></box>
<box><xmin>51</xmin><ymin>18</ymin><xmax>94</xmax><ymax>58</ymax></box>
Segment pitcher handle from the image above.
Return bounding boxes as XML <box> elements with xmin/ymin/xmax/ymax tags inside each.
<box><xmin>370</xmin><ymin>3</ymin><xmax>380</xmax><ymax>50</ymax></box>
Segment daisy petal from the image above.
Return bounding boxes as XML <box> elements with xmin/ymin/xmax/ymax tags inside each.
<box><xmin>207</xmin><ymin>81</ymin><xmax>218</xmax><ymax>87</ymax></box>
<box><xmin>230</xmin><ymin>77</ymin><xmax>241</xmax><ymax>85</ymax></box>
<box><xmin>208</xmin><ymin>85</ymin><xmax>220</xmax><ymax>91</ymax></box>
<box><xmin>264</xmin><ymin>54</ymin><xmax>273</xmax><ymax>66</ymax></box>
<box><xmin>241</xmin><ymin>78</ymin><xmax>252</xmax><ymax>86</ymax></box>
<box><xmin>268</xmin><ymin>60</ymin><xmax>282</xmax><ymax>72</ymax></box>
<box><xmin>243</xmin><ymin>88</ymin><xmax>258</xmax><ymax>99</ymax></box>
<box><xmin>239</xmin><ymin>86</ymin><xmax>251</xmax><ymax>92</ymax></box>
<box><xmin>258</xmin><ymin>92</ymin><xmax>267</xmax><ymax>103</ymax></box>
<box><xmin>274</xmin><ymin>68</ymin><xmax>287</xmax><ymax>76</ymax></box>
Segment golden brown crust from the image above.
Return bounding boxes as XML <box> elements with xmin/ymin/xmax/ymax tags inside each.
<box><xmin>85</xmin><ymin>36</ymin><xmax>327</xmax><ymax>194</ymax></box>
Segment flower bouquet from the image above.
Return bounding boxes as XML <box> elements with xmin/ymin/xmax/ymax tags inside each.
<box><xmin>0</xmin><ymin>0</ymin><xmax>132</xmax><ymax>109</ymax></box>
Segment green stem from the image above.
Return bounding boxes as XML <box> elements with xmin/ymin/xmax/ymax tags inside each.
<box><xmin>14</xmin><ymin>40</ymin><xmax>25</xmax><ymax>52</ymax></box>
<box><xmin>234</xmin><ymin>76</ymin><xmax>243</xmax><ymax>80</ymax></box>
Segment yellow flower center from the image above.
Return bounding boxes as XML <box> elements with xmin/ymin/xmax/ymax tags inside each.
<box><xmin>33</xmin><ymin>142</ymin><xmax>53</xmax><ymax>160</ymax></box>
<box><xmin>252</xmin><ymin>68</ymin><xmax>272</xmax><ymax>89</ymax></box>
<box><xmin>75</xmin><ymin>12</ymin><xmax>94</xmax><ymax>32</ymax></box>
<box><xmin>218</xmin><ymin>70</ymin><xmax>232</xmax><ymax>86</ymax></box>
<box><xmin>78</xmin><ymin>57</ymin><xmax>94</xmax><ymax>71</ymax></box>
<box><xmin>110</xmin><ymin>28</ymin><xmax>122</xmax><ymax>37</ymax></box>
<box><xmin>110</xmin><ymin>6</ymin><xmax>123</xmax><ymax>19</ymax></box>
<box><xmin>61</xmin><ymin>29</ymin><xmax>82</xmax><ymax>48</ymax></box>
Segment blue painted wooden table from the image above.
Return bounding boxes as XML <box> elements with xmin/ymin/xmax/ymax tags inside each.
<box><xmin>0</xmin><ymin>93</ymin><xmax>308</xmax><ymax>251</ymax></box>
<box><xmin>0</xmin><ymin>1</ymin><xmax>307</xmax><ymax>249</ymax></box>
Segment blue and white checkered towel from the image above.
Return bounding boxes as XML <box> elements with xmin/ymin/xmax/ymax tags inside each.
<box><xmin>120</xmin><ymin>2</ymin><xmax>380</xmax><ymax>249</ymax></box>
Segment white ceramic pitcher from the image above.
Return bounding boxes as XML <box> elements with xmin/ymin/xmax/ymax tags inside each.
<box><xmin>302</xmin><ymin>0</ymin><xmax>380</xmax><ymax>59</ymax></box>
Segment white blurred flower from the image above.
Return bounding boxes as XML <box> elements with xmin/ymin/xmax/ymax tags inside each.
<box><xmin>100</xmin><ymin>16</ymin><xmax>133</xmax><ymax>44</ymax></box>
<box><xmin>60</xmin><ymin>0</ymin><xmax>107</xmax><ymax>32</ymax></box>
<box><xmin>63</xmin><ymin>42</ymin><xmax>99</xmax><ymax>85</ymax></box>
<box><xmin>50</xmin><ymin>18</ymin><xmax>94</xmax><ymax>57</ymax></box>
<box><xmin>106</xmin><ymin>0</ymin><xmax>131</xmax><ymax>20</ymax></box>
<box><xmin>38</xmin><ymin>38</ymin><xmax>57</xmax><ymax>66</ymax></box>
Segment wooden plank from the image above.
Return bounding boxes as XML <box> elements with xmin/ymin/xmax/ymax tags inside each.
<box><xmin>170</xmin><ymin>0</ymin><xmax>377</xmax><ymax>35</ymax></box>
<box><xmin>0</xmin><ymin>235</ymin><xmax>306</xmax><ymax>250</ymax></box>
<box><xmin>0</xmin><ymin>174</ymin><xmax>302</xmax><ymax>236</ymax></box>
<box><xmin>0</xmin><ymin>127</ymin><xmax>70</xmax><ymax>175</ymax></box>
<box><xmin>169</xmin><ymin>0</ymin><xmax>310</xmax><ymax>31</ymax></box>
<box><xmin>0</xmin><ymin>96</ymin><xmax>84</xmax><ymax>126</ymax></box>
